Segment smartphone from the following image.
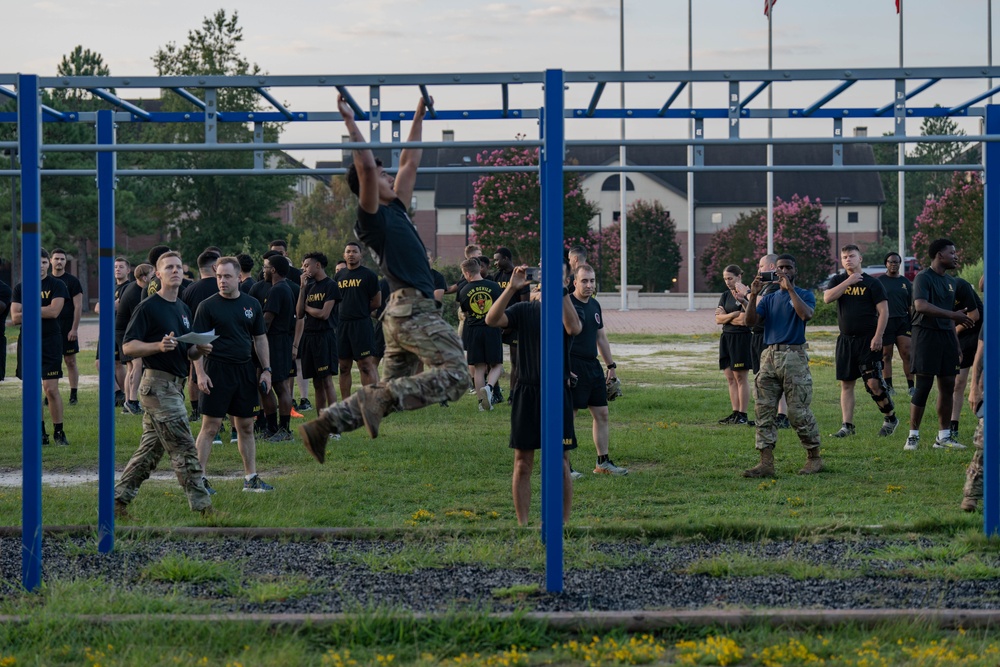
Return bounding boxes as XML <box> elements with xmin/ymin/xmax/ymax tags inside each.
<box><xmin>759</xmin><ymin>271</ymin><xmax>776</xmax><ymax>282</ymax></box>
<box><xmin>259</xmin><ymin>381</ymin><xmax>269</xmax><ymax>396</ymax></box>
<box><xmin>524</xmin><ymin>267</ymin><xmax>541</xmax><ymax>282</ymax></box>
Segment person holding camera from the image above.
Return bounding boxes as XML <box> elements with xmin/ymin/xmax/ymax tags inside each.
<box><xmin>742</xmin><ymin>254</ymin><xmax>823</xmax><ymax>478</ymax></box>
<box><xmin>749</xmin><ymin>253</ymin><xmax>791</xmax><ymax>429</ymax></box>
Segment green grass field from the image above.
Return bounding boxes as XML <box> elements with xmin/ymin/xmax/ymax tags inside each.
<box><xmin>0</xmin><ymin>331</ymin><xmax>996</xmax><ymax>666</ymax></box>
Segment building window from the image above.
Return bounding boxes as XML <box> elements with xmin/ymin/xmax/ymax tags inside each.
<box><xmin>711</xmin><ymin>213</ymin><xmax>723</xmax><ymax>224</ymax></box>
<box><xmin>847</xmin><ymin>212</ymin><xmax>859</xmax><ymax>223</ymax></box>
<box><xmin>601</xmin><ymin>175</ymin><xmax>635</xmax><ymax>191</ymax></box>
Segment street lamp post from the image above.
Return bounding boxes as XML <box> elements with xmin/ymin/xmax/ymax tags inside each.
<box><xmin>462</xmin><ymin>156</ymin><xmax>471</xmax><ymax>246</ymax></box>
<box><xmin>834</xmin><ymin>196</ymin><xmax>852</xmax><ymax>272</ymax></box>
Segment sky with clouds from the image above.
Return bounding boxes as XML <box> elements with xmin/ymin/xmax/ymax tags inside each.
<box><xmin>4</xmin><ymin>0</ymin><xmax>997</xmax><ymax>164</ymax></box>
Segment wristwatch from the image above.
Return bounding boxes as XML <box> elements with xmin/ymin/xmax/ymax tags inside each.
<box><xmin>606</xmin><ymin>363</ymin><xmax>617</xmax><ymax>370</ymax></box>
<box><xmin>262</xmin><ymin>367</ymin><xmax>272</xmax><ymax>373</ymax></box>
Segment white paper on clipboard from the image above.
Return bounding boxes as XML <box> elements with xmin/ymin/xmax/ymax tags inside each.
<box><xmin>175</xmin><ymin>330</ymin><xmax>218</xmax><ymax>345</ymax></box>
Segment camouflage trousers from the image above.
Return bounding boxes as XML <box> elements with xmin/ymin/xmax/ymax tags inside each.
<box><xmin>963</xmin><ymin>417</ymin><xmax>985</xmax><ymax>501</ymax></box>
<box><xmin>115</xmin><ymin>370</ymin><xmax>212</xmax><ymax>511</ymax></box>
<box><xmin>321</xmin><ymin>294</ymin><xmax>471</xmax><ymax>433</ymax></box>
<box><xmin>753</xmin><ymin>345</ymin><xmax>821</xmax><ymax>450</ymax></box>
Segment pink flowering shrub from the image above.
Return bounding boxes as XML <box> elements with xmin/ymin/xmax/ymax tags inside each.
<box><xmin>912</xmin><ymin>172</ymin><xmax>983</xmax><ymax>267</ymax></box>
<box><xmin>700</xmin><ymin>195</ymin><xmax>834</xmax><ymax>291</ymax></box>
<box><xmin>470</xmin><ymin>142</ymin><xmax>598</xmax><ymax>265</ymax></box>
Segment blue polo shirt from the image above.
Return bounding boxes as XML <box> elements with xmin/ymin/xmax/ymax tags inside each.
<box><xmin>756</xmin><ymin>287</ymin><xmax>814</xmax><ymax>346</ymax></box>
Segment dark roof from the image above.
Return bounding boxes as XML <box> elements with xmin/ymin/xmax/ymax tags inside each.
<box><xmin>430</xmin><ymin>143</ymin><xmax>885</xmax><ymax>208</ymax></box>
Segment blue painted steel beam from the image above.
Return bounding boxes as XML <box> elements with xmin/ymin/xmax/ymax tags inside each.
<box><xmin>875</xmin><ymin>78</ymin><xmax>940</xmax><ymax>116</ymax></box>
<box><xmin>586</xmin><ymin>82</ymin><xmax>606</xmax><ymax>117</ymax></box>
<box><xmin>740</xmin><ymin>81</ymin><xmax>770</xmax><ymax>109</ymax></box>
<box><xmin>985</xmin><ymin>104</ymin><xmax>999</xmax><ymax>535</ymax></box>
<box><xmin>657</xmin><ymin>82</ymin><xmax>687</xmax><ymax>116</ymax></box>
<box><xmin>335</xmin><ymin>86</ymin><xmax>367</xmax><ymax>121</ymax></box>
<box><xmin>418</xmin><ymin>85</ymin><xmax>437</xmax><ymax>119</ymax></box>
<box><xmin>540</xmin><ymin>68</ymin><xmax>565</xmax><ymax>594</ymax></box>
<box><xmin>96</xmin><ymin>110</ymin><xmax>117</xmax><ymax>553</ymax></box>
<box><xmin>17</xmin><ymin>74</ymin><xmax>43</xmax><ymax>593</ymax></box>
<box><xmin>949</xmin><ymin>83</ymin><xmax>1000</xmax><ymax>115</ymax></box>
<box><xmin>254</xmin><ymin>87</ymin><xmax>294</xmax><ymax>120</ymax></box>
<box><xmin>87</xmin><ymin>89</ymin><xmax>151</xmax><ymax>120</ymax></box>
<box><xmin>0</xmin><ymin>86</ymin><xmax>70</xmax><ymax>120</ymax></box>
<box><xmin>801</xmin><ymin>80</ymin><xmax>857</xmax><ymax>117</ymax></box>
<box><xmin>168</xmin><ymin>87</ymin><xmax>206</xmax><ymax>110</ymax></box>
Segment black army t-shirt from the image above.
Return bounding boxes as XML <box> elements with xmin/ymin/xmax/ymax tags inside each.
<box><xmin>193</xmin><ymin>293</ymin><xmax>265</xmax><ymax>364</ymax></box>
<box><xmin>829</xmin><ymin>272</ymin><xmax>887</xmax><ymax>336</ymax></box>
<box><xmin>53</xmin><ymin>272</ymin><xmax>83</xmax><ymax>333</ymax></box>
<box><xmin>263</xmin><ymin>280</ymin><xmax>295</xmax><ymax>336</ymax></box>
<box><xmin>355</xmin><ymin>198</ymin><xmax>435</xmax><ymax>299</ymax></box>
<box><xmin>458</xmin><ymin>279</ymin><xmax>502</xmax><ymax>328</ymax></box>
<box><xmin>13</xmin><ymin>276</ymin><xmax>69</xmax><ymax>339</ymax></box>
<box><xmin>954</xmin><ymin>278</ymin><xmax>983</xmax><ymax>340</ymax></box>
<box><xmin>335</xmin><ymin>265</ymin><xmax>379</xmax><ymax>321</ymax></box>
<box><xmin>504</xmin><ymin>301</ymin><xmax>572</xmax><ymax>385</ymax></box>
<box><xmin>115</xmin><ymin>281</ymin><xmax>144</xmax><ymax>336</ymax></box>
<box><xmin>123</xmin><ymin>293</ymin><xmax>194</xmax><ymax>378</ymax></box>
<box><xmin>716</xmin><ymin>290</ymin><xmax>750</xmax><ymax>335</ymax></box>
<box><xmin>911</xmin><ymin>268</ymin><xmax>957</xmax><ymax>330</ymax></box>
<box><xmin>181</xmin><ymin>277</ymin><xmax>219</xmax><ymax>315</ymax></box>
<box><xmin>877</xmin><ymin>274</ymin><xmax>913</xmax><ymax>319</ymax></box>
<box><xmin>569</xmin><ymin>294</ymin><xmax>604</xmax><ymax>359</ymax></box>
<box><xmin>302</xmin><ymin>276</ymin><xmax>340</xmax><ymax>333</ymax></box>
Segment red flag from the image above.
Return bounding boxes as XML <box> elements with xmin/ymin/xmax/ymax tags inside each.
<box><xmin>765</xmin><ymin>0</ymin><xmax>776</xmax><ymax>16</ymax></box>
<box><xmin>896</xmin><ymin>0</ymin><xmax>900</xmax><ymax>13</ymax></box>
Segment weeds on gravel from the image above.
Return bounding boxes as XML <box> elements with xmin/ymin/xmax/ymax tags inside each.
<box><xmin>684</xmin><ymin>552</ymin><xmax>850</xmax><ymax>580</ymax></box>
<box><xmin>142</xmin><ymin>553</ymin><xmax>239</xmax><ymax>584</ymax></box>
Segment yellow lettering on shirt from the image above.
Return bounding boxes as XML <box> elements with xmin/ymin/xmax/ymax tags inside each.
<box><xmin>41</xmin><ymin>291</ymin><xmax>51</xmax><ymax>299</ymax></box>
<box><xmin>844</xmin><ymin>286</ymin><xmax>867</xmax><ymax>296</ymax></box>
<box><xmin>338</xmin><ymin>278</ymin><xmax>363</xmax><ymax>289</ymax></box>
<box><xmin>307</xmin><ymin>292</ymin><xmax>326</xmax><ymax>303</ymax></box>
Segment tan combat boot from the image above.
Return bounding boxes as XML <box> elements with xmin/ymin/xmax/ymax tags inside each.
<box><xmin>798</xmin><ymin>447</ymin><xmax>824</xmax><ymax>475</ymax></box>
<box><xmin>742</xmin><ymin>446</ymin><xmax>775</xmax><ymax>478</ymax></box>
<box><xmin>357</xmin><ymin>385</ymin><xmax>394</xmax><ymax>439</ymax></box>
<box><xmin>961</xmin><ymin>497</ymin><xmax>978</xmax><ymax>512</ymax></box>
<box><xmin>299</xmin><ymin>417</ymin><xmax>334</xmax><ymax>464</ymax></box>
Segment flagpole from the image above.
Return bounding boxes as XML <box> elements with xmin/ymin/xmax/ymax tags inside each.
<box><xmin>618</xmin><ymin>0</ymin><xmax>628</xmax><ymax>312</ymax></box>
<box><xmin>898</xmin><ymin>0</ymin><xmax>906</xmax><ymax>261</ymax></box>
<box><xmin>686</xmin><ymin>0</ymin><xmax>695</xmax><ymax>310</ymax></box>
<box><xmin>767</xmin><ymin>0</ymin><xmax>774</xmax><ymax>254</ymax></box>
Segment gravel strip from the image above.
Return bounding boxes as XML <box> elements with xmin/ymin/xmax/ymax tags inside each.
<box><xmin>2</xmin><ymin>536</ymin><xmax>999</xmax><ymax>613</ymax></box>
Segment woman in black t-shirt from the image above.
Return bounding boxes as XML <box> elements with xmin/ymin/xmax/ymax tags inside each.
<box><xmin>715</xmin><ymin>265</ymin><xmax>753</xmax><ymax>425</ymax></box>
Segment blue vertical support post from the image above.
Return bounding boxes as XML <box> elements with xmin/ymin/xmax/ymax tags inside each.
<box><xmin>96</xmin><ymin>110</ymin><xmax>117</xmax><ymax>552</ymax></box>
<box><xmin>983</xmin><ymin>104</ymin><xmax>999</xmax><ymax>535</ymax></box>
<box><xmin>17</xmin><ymin>74</ymin><xmax>43</xmax><ymax>592</ymax></box>
<box><xmin>540</xmin><ymin>68</ymin><xmax>565</xmax><ymax>593</ymax></box>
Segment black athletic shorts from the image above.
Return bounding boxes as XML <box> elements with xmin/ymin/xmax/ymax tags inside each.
<box><xmin>17</xmin><ymin>333</ymin><xmax>63</xmax><ymax>380</ymax></box>
<box><xmin>750</xmin><ymin>332</ymin><xmax>765</xmax><ymax>374</ymax></box>
<box><xmin>337</xmin><ymin>319</ymin><xmax>375</xmax><ymax>361</ymax></box>
<box><xmin>199</xmin><ymin>359</ymin><xmax>259</xmax><ymax>419</ymax></box>
<box><xmin>509</xmin><ymin>383</ymin><xmax>577</xmax><ymax>451</ymax></box>
<box><xmin>911</xmin><ymin>327</ymin><xmax>960</xmax><ymax>377</ymax></box>
<box><xmin>719</xmin><ymin>331</ymin><xmax>752</xmax><ymax>371</ymax></box>
<box><xmin>0</xmin><ymin>333</ymin><xmax>6</xmax><ymax>381</ymax></box>
<box><xmin>373</xmin><ymin>320</ymin><xmax>386</xmax><ymax>359</ymax></box>
<box><xmin>959</xmin><ymin>332</ymin><xmax>979</xmax><ymax>370</ymax></box>
<box><xmin>267</xmin><ymin>332</ymin><xmax>294</xmax><ymax>380</ymax></box>
<box><xmin>570</xmin><ymin>356</ymin><xmax>608</xmax><ymax>409</ymax></box>
<box><xmin>835</xmin><ymin>334</ymin><xmax>883</xmax><ymax>381</ymax></box>
<box><xmin>60</xmin><ymin>327</ymin><xmax>80</xmax><ymax>356</ymax></box>
<box><xmin>881</xmin><ymin>316</ymin><xmax>912</xmax><ymax>346</ymax></box>
<box><xmin>462</xmin><ymin>325</ymin><xmax>503</xmax><ymax>366</ymax></box>
<box><xmin>300</xmin><ymin>330</ymin><xmax>337</xmax><ymax>379</ymax></box>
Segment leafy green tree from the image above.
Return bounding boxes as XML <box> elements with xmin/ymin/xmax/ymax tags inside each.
<box><xmin>595</xmin><ymin>200</ymin><xmax>682</xmax><ymax>292</ymax></box>
<box><xmin>873</xmin><ymin>113</ymin><xmax>978</xmax><ymax>243</ymax></box>
<box><xmin>287</xmin><ymin>176</ymin><xmax>365</xmax><ymax>268</ymax></box>
<box><xmin>700</xmin><ymin>195</ymin><xmax>833</xmax><ymax>291</ymax></box>
<box><xmin>912</xmin><ymin>171</ymin><xmax>983</xmax><ymax>268</ymax></box>
<box><xmin>470</xmin><ymin>143</ymin><xmax>599</xmax><ymax>265</ymax></box>
<box><xmin>144</xmin><ymin>10</ymin><xmax>297</xmax><ymax>261</ymax></box>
